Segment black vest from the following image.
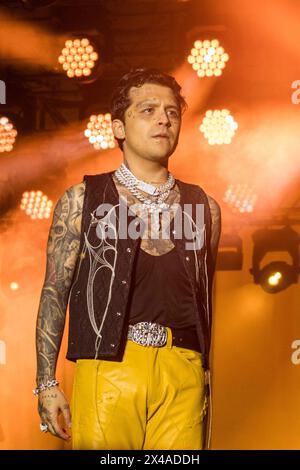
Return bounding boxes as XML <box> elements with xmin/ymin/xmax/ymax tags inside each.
<box><xmin>67</xmin><ymin>171</ymin><xmax>214</xmax><ymax>369</ymax></box>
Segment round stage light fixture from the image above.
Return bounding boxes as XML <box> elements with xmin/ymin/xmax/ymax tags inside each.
<box><xmin>58</xmin><ymin>38</ymin><xmax>99</xmax><ymax>79</ymax></box>
<box><xmin>9</xmin><ymin>282</ymin><xmax>19</xmax><ymax>291</ymax></box>
<box><xmin>250</xmin><ymin>227</ymin><xmax>300</xmax><ymax>293</ymax></box>
<box><xmin>187</xmin><ymin>39</ymin><xmax>229</xmax><ymax>78</ymax></box>
<box><xmin>258</xmin><ymin>261</ymin><xmax>297</xmax><ymax>294</ymax></box>
<box><xmin>199</xmin><ymin>109</ymin><xmax>238</xmax><ymax>145</ymax></box>
<box><xmin>20</xmin><ymin>191</ymin><xmax>53</xmax><ymax>220</ymax></box>
<box><xmin>84</xmin><ymin>113</ymin><xmax>116</xmax><ymax>150</ymax></box>
<box><xmin>0</xmin><ymin>116</ymin><xmax>18</xmax><ymax>153</ymax></box>
<box><xmin>223</xmin><ymin>183</ymin><xmax>257</xmax><ymax>213</ymax></box>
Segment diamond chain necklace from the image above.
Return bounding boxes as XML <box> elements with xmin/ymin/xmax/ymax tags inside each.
<box><xmin>119</xmin><ymin>162</ymin><xmax>174</xmax><ymax>195</ymax></box>
<box><xmin>114</xmin><ymin>163</ymin><xmax>175</xmax><ymax>213</ymax></box>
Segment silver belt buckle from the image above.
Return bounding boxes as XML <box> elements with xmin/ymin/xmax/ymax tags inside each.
<box><xmin>128</xmin><ymin>322</ymin><xmax>167</xmax><ymax>347</ymax></box>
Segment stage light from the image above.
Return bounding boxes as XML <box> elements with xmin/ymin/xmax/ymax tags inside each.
<box><xmin>257</xmin><ymin>262</ymin><xmax>297</xmax><ymax>294</ymax></box>
<box><xmin>20</xmin><ymin>191</ymin><xmax>53</xmax><ymax>220</ymax></box>
<box><xmin>223</xmin><ymin>184</ymin><xmax>257</xmax><ymax>213</ymax></box>
<box><xmin>58</xmin><ymin>38</ymin><xmax>99</xmax><ymax>79</ymax></box>
<box><xmin>199</xmin><ymin>109</ymin><xmax>238</xmax><ymax>145</ymax></box>
<box><xmin>187</xmin><ymin>39</ymin><xmax>229</xmax><ymax>78</ymax></box>
<box><xmin>268</xmin><ymin>271</ymin><xmax>282</xmax><ymax>286</ymax></box>
<box><xmin>216</xmin><ymin>232</ymin><xmax>243</xmax><ymax>271</ymax></box>
<box><xmin>84</xmin><ymin>113</ymin><xmax>116</xmax><ymax>150</ymax></box>
<box><xmin>9</xmin><ymin>282</ymin><xmax>19</xmax><ymax>291</ymax></box>
<box><xmin>250</xmin><ymin>227</ymin><xmax>300</xmax><ymax>293</ymax></box>
<box><xmin>0</xmin><ymin>116</ymin><xmax>18</xmax><ymax>153</ymax></box>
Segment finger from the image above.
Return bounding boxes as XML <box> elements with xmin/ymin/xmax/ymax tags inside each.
<box><xmin>49</xmin><ymin>414</ymin><xmax>71</xmax><ymax>441</ymax></box>
<box><xmin>39</xmin><ymin>411</ymin><xmax>60</xmax><ymax>439</ymax></box>
<box><xmin>46</xmin><ymin>421</ymin><xmax>57</xmax><ymax>437</ymax></box>
<box><xmin>39</xmin><ymin>412</ymin><xmax>48</xmax><ymax>424</ymax></box>
<box><xmin>47</xmin><ymin>419</ymin><xmax>69</xmax><ymax>440</ymax></box>
<box><xmin>61</xmin><ymin>404</ymin><xmax>72</xmax><ymax>429</ymax></box>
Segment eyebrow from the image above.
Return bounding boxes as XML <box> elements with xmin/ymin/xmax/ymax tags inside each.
<box><xmin>135</xmin><ymin>100</ymin><xmax>180</xmax><ymax>111</ymax></box>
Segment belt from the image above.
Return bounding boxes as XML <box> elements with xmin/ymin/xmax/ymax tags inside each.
<box><xmin>127</xmin><ymin>322</ymin><xmax>201</xmax><ymax>353</ymax></box>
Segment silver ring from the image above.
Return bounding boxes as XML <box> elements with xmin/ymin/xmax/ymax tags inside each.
<box><xmin>40</xmin><ymin>422</ymin><xmax>48</xmax><ymax>433</ymax></box>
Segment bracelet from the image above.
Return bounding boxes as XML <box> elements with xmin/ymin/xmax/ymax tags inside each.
<box><xmin>33</xmin><ymin>379</ymin><xmax>59</xmax><ymax>396</ymax></box>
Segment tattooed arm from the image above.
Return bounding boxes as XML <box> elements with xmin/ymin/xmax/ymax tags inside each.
<box><xmin>35</xmin><ymin>182</ymin><xmax>85</xmax><ymax>441</ymax></box>
<box><xmin>207</xmin><ymin>195</ymin><xmax>221</xmax><ymax>273</ymax></box>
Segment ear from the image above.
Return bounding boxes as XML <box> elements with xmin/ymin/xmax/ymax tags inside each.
<box><xmin>112</xmin><ymin>119</ymin><xmax>126</xmax><ymax>140</ymax></box>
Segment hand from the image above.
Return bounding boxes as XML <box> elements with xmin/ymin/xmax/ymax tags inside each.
<box><xmin>38</xmin><ymin>387</ymin><xmax>71</xmax><ymax>441</ymax></box>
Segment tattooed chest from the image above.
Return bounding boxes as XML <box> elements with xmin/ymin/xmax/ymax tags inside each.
<box><xmin>112</xmin><ymin>175</ymin><xmax>180</xmax><ymax>256</ymax></box>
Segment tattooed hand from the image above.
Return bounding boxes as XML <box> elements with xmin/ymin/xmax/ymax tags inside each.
<box><xmin>38</xmin><ymin>387</ymin><xmax>71</xmax><ymax>441</ymax></box>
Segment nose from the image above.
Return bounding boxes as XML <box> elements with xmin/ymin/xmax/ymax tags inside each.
<box><xmin>157</xmin><ymin>110</ymin><xmax>171</xmax><ymax>127</ymax></box>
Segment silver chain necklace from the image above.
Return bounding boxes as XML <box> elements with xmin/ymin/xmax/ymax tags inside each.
<box><xmin>114</xmin><ymin>163</ymin><xmax>175</xmax><ymax>213</ymax></box>
<box><xmin>118</xmin><ymin>162</ymin><xmax>174</xmax><ymax>195</ymax></box>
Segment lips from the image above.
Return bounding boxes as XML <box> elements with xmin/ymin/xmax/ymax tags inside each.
<box><xmin>153</xmin><ymin>134</ymin><xmax>169</xmax><ymax>139</ymax></box>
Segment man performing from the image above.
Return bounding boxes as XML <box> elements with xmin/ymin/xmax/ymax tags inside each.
<box><xmin>35</xmin><ymin>68</ymin><xmax>221</xmax><ymax>450</ymax></box>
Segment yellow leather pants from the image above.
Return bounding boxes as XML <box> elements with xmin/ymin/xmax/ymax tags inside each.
<box><xmin>71</xmin><ymin>328</ymin><xmax>207</xmax><ymax>450</ymax></box>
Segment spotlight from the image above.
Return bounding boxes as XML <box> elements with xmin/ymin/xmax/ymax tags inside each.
<box><xmin>258</xmin><ymin>261</ymin><xmax>297</xmax><ymax>294</ymax></box>
<box><xmin>9</xmin><ymin>281</ymin><xmax>19</xmax><ymax>291</ymax></box>
<box><xmin>216</xmin><ymin>232</ymin><xmax>243</xmax><ymax>271</ymax></box>
<box><xmin>84</xmin><ymin>113</ymin><xmax>116</xmax><ymax>150</ymax></box>
<box><xmin>187</xmin><ymin>39</ymin><xmax>229</xmax><ymax>78</ymax></box>
<box><xmin>20</xmin><ymin>190</ymin><xmax>53</xmax><ymax>220</ymax></box>
<box><xmin>250</xmin><ymin>226</ymin><xmax>300</xmax><ymax>293</ymax></box>
<box><xmin>58</xmin><ymin>38</ymin><xmax>99</xmax><ymax>80</ymax></box>
<box><xmin>0</xmin><ymin>116</ymin><xmax>18</xmax><ymax>153</ymax></box>
<box><xmin>199</xmin><ymin>109</ymin><xmax>238</xmax><ymax>145</ymax></box>
<box><xmin>223</xmin><ymin>183</ymin><xmax>257</xmax><ymax>213</ymax></box>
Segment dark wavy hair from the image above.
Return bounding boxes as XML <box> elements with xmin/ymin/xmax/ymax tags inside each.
<box><xmin>110</xmin><ymin>68</ymin><xmax>187</xmax><ymax>149</ymax></box>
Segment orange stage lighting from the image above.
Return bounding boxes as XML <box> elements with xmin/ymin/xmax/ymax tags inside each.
<box><xmin>199</xmin><ymin>109</ymin><xmax>238</xmax><ymax>145</ymax></box>
<box><xmin>187</xmin><ymin>39</ymin><xmax>229</xmax><ymax>78</ymax></box>
<box><xmin>9</xmin><ymin>282</ymin><xmax>19</xmax><ymax>291</ymax></box>
<box><xmin>223</xmin><ymin>183</ymin><xmax>257</xmax><ymax>213</ymax></box>
<box><xmin>250</xmin><ymin>227</ymin><xmax>300</xmax><ymax>293</ymax></box>
<box><xmin>58</xmin><ymin>38</ymin><xmax>99</xmax><ymax>79</ymax></box>
<box><xmin>20</xmin><ymin>191</ymin><xmax>53</xmax><ymax>220</ymax></box>
<box><xmin>0</xmin><ymin>116</ymin><xmax>18</xmax><ymax>153</ymax></box>
<box><xmin>84</xmin><ymin>113</ymin><xmax>116</xmax><ymax>150</ymax></box>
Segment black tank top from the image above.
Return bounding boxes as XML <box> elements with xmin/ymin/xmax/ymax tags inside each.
<box><xmin>128</xmin><ymin>247</ymin><xmax>196</xmax><ymax>329</ymax></box>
